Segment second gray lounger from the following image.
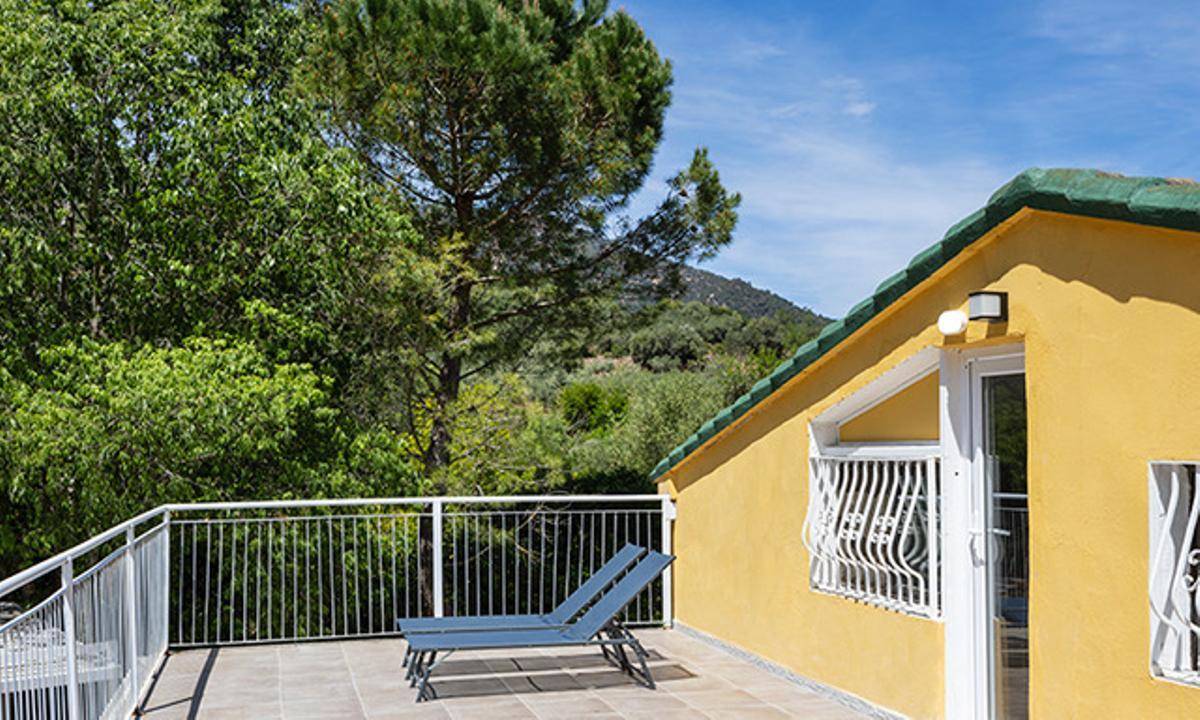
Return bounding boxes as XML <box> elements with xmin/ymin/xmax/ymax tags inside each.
<box><xmin>396</xmin><ymin>543</ymin><xmax>643</xmax><ymax>635</ymax></box>
<box><xmin>405</xmin><ymin>551</ymin><xmax>674</xmax><ymax>702</ymax></box>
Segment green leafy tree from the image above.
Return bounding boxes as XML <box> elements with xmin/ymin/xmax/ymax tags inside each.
<box><xmin>0</xmin><ymin>339</ymin><xmax>365</xmax><ymax>574</ymax></box>
<box><xmin>664</xmin><ymin>301</ymin><xmax>742</xmax><ymax>344</ymax></box>
<box><xmin>563</xmin><ymin>369</ymin><xmax>727</xmax><ymax>491</ymax></box>
<box><xmin>629</xmin><ymin>322</ymin><xmax>706</xmax><ymax>371</ymax></box>
<box><xmin>558</xmin><ymin>382</ymin><xmax>628</xmax><ymax>434</ymax></box>
<box><xmin>0</xmin><ymin>0</ymin><xmax>431</xmax><ymax>571</ymax></box>
<box><xmin>303</xmin><ymin>0</ymin><xmax>740</xmax><ymax>487</ymax></box>
<box><xmin>0</xmin><ymin>0</ymin><xmax>417</xmax><ymax>394</ymax></box>
<box><xmin>444</xmin><ymin>374</ymin><xmax>570</xmax><ymax>493</ymax></box>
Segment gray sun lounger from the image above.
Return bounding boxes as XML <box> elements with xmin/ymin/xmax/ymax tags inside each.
<box><xmin>404</xmin><ymin>551</ymin><xmax>674</xmax><ymax>702</ymax></box>
<box><xmin>397</xmin><ymin>543</ymin><xmax>644</xmax><ymax>637</ymax></box>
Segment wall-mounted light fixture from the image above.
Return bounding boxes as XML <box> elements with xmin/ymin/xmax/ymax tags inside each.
<box><xmin>968</xmin><ymin>291</ymin><xmax>1008</xmax><ymax>322</ymax></box>
<box><xmin>937</xmin><ymin>310</ymin><xmax>968</xmax><ymax>336</ymax></box>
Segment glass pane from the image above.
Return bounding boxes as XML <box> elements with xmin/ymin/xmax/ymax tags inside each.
<box><xmin>984</xmin><ymin>374</ymin><xmax>1028</xmax><ymax>720</ymax></box>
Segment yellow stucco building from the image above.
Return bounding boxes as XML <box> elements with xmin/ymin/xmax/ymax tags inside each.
<box><xmin>651</xmin><ymin>169</ymin><xmax>1200</xmax><ymax>719</ymax></box>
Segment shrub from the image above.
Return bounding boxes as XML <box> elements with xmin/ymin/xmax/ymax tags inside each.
<box><xmin>558</xmin><ymin>382</ymin><xmax>629</xmax><ymax>434</ymax></box>
<box><xmin>629</xmin><ymin>323</ymin><xmax>706</xmax><ymax>370</ymax></box>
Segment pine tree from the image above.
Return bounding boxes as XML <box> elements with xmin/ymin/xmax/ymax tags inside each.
<box><xmin>304</xmin><ymin>0</ymin><xmax>740</xmax><ymax>487</ymax></box>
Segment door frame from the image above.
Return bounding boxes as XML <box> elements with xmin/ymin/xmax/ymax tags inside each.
<box><xmin>941</xmin><ymin>344</ymin><xmax>1026</xmax><ymax>719</ymax></box>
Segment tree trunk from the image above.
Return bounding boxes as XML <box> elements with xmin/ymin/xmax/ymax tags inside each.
<box><xmin>423</xmin><ymin>351</ymin><xmax>462</xmax><ymax>491</ymax></box>
<box><xmin>417</xmin><ymin>278</ymin><xmax>471</xmax><ymax>614</ymax></box>
<box><xmin>417</xmin><ymin>513</ymin><xmax>436</xmax><ymax>615</ymax></box>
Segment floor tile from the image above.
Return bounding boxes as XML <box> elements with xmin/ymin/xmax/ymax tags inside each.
<box><xmin>140</xmin><ymin>630</ymin><xmax>873</xmax><ymax>720</ymax></box>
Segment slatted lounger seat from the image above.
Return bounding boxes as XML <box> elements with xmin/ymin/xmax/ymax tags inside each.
<box><xmin>396</xmin><ymin>543</ymin><xmax>645</xmax><ymax>668</ymax></box>
<box><xmin>404</xmin><ymin>551</ymin><xmax>675</xmax><ymax>702</ymax></box>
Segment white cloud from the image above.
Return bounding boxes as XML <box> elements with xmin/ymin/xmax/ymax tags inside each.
<box><xmin>728</xmin><ymin>38</ymin><xmax>787</xmax><ymax>65</ymax></box>
<box><xmin>844</xmin><ymin>101</ymin><xmax>876</xmax><ymax>117</ymax></box>
<box><xmin>654</xmin><ymin>63</ymin><xmax>1007</xmax><ymax>315</ymax></box>
<box><xmin>707</xmin><ymin>145</ymin><xmax>1006</xmax><ymax>316</ymax></box>
<box><xmin>1032</xmin><ymin>0</ymin><xmax>1200</xmax><ymax>64</ymax></box>
<box><xmin>822</xmin><ymin>76</ymin><xmax>877</xmax><ymax>118</ymax></box>
<box><xmin>623</xmin><ymin>0</ymin><xmax>1200</xmax><ymax>315</ymax></box>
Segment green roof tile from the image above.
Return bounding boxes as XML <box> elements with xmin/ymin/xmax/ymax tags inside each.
<box><xmin>941</xmin><ymin>208</ymin><xmax>988</xmax><ymax>258</ymax></box>
<box><xmin>1129</xmin><ymin>182</ymin><xmax>1200</xmax><ymax>229</ymax></box>
<box><xmin>905</xmin><ymin>243</ymin><xmax>945</xmax><ymax>281</ymax></box>
<box><xmin>844</xmin><ymin>297</ymin><xmax>876</xmax><ymax>329</ymax></box>
<box><xmin>872</xmin><ymin>270</ymin><xmax>910</xmax><ymax>308</ymax></box>
<box><xmin>815</xmin><ymin>319</ymin><xmax>848</xmax><ymax>350</ymax></box>
<box><xmin>730</xmin><ymin>392</ymin><xmax>755</xmax><ymax>417</ymax></box>
<box><xmin>764</xmin><ymin>357</ymin><xmax>799</xmax><ymax>388</ymax></box>
<box><xmin>793</xmin><ymin>340</ymin><xmax>819</xmax><ymax>361</ymax></box>
<box><xmin>649</xmin><ymin>168</ymin><xmax>1200</xmax><ymax>480</ymax></box>
<box><xmin>748</xmin><ymin>378</ymin><xmax>774</xmax><ymax>403</ymax></box>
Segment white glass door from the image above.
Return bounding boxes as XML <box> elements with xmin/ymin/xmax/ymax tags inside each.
<box><xmin>971</xmin><ymin>356</ymin><xmax>1028</xmax><ymax>719</ymax></box>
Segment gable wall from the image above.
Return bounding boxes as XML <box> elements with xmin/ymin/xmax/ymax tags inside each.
<box><xmin>838</xmin><ymin>371</ymin><xmax>939</xmax><ymax>443</ymax></box>
<box><xmin>660</xmin><ymin>210</ymin><xmax>1200</xmax><ymax>718</ymax></box>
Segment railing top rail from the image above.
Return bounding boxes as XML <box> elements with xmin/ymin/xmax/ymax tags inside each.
<box><xmin>815</xmin><ymin>450</ymin><xmax>941</xmax><ymax>461</ymax></box>
<box><xmin>164</xmin><ymin>494</ymin><xmax>667</xmax><ymax>513</ymax></box>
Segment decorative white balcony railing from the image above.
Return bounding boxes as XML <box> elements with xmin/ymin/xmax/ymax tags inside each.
<box><xmin>1149</xmin><ymin>462</ymin><xmax>1200</xmax><ymax>687</ymax></box>
<box><xmin>0</xmin><ymin>495</ymin><xmax>674</xmax><ymax>719</ymax></box>
<box><xmin>802</xmin><ymin>454</ymin><xmax>942</xmax><ymax>618</ymax></box>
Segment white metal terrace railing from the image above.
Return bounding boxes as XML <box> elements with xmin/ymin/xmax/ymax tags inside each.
<box><xmin>0</xmin><ymin>495</ymin><xmax>674</xmax><ymax>719</ymax></box>
<box><xmin>802</xmin><ymin>454</ymin><xmax>941</xmax><ymax>618</ymax></box>
<box><xmin>0</xmin><ymin>508</ymin><xmax>169</xmax><ymax>720</ymax></box>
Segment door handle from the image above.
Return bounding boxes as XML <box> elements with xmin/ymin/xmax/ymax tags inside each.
<box><xmin>969</xmin><ymin>527</ymin><xmax>1010</xmax><ymax>565</ymax></box>
<box><xmin>968</xmin><ymin>529</ymin><xmax>987</xmax><ymax>565</ymax></box>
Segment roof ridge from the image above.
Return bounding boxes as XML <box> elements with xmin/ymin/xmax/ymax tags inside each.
<box><xmin>649</xmin><ymin>167</ymin><xmax>1200</xmax><ymax>480</ymax></box>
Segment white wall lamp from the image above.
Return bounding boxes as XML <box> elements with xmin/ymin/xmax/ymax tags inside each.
<box><xmin>937</xmin><ymin>309</ymin><xmax>968</xmax><ymax>336</ymax></box>
<box><xmin>968</xmin><ymin>291</ymin><xmax>1008</xmax><ymax>322</ymax></box>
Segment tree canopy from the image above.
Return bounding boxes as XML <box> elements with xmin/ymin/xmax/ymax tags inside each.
<box><xmin>303</xmin><ymin>0</ymin><xmax>740</xmax><ymax>484</ymax></box>
<box><xmin>0</xmin><ymin>0</ymin><xmax>420</xmax><ymax>382</ymax></box>
<box><xmin>0</xmin><ymin>0</ymin><xmax>423</xmax><ymax>573</ymax></box>
<box><xmin>0</xmin><ymin>0</ymin><xmax>775</xmax><ymax>578</ymax></box>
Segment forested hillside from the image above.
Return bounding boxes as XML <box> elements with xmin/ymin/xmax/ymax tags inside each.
<box><xmin>678</xmin><ymin>266</ymin><xmax>826</xmax><ymax>325</ymax></box>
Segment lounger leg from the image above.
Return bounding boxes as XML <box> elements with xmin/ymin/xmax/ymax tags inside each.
<box><xmin>415</xmin><ymin>657</ymin><xmax>433</xmax><ymax>702</ymax></box>
<box><xmin>402</xmin><ymin>645</ymin><xmax>411</xmax><ymax>668</ymax></box>
<box><xmin>414</xmin><ymin>650</ymin><xmax>436</xmax><ymax>700</ymax></box>
<box><xmin>611</xmin><ymin>636</ymin><xmax>634</xmax><ymax>673</ymax></box>
<box><xmin>408</xmin><ymin>651</ymin><xmax>426</xmax><ymax>686</ymax></box>
<box><xmin>623</xmin><ymin>634</ymin><xmax>655</xmax><ymax>690</ymax></box>
<box><xmin>603</xmin><ymin>625</ymin><xmax>653</xmax><ymax>690</ymax></box>
<box><xmin>603</xmin><ymin>624</ymin><xmax>636</xmax><ymax>674</ymax></box>
<box><xmin>405</xmin><ymin>649</ymin><xmax>419</xmax><ymax>681</ymax></box>
<box><xmin>415</xmin><ymin>650</ymin><xmax>453</xmax><ymax>703</ymax></box>
<box><xmin>599</xmin><ymin>635</ymin><xmax>622</xmax><ymax>669</ymax></box>
<box><xmin>596</xmin><ymin>624</ymin><xmax>629</xmax><ymax>672</ymax></box>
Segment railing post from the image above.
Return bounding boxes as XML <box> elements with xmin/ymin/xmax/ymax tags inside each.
<box><xmin>926</xmin><ymin>458</ymin><xmax>940</xmax><ymax>618</ymax></box>
<box><xmin>660</xmin><ymin>496</ymin><xmax>676</xmax><ymax>628</ymax></box>
<box><xmin>61</xmin><ymin>558</ymin><xmax>80</xmax><ymax>720</ymax></box>
<box><xmin>124</xmin><ymin>525</ymin><xmax>139</xmax><ymax>711</ymax></box>
<box><xmin>162</xmin><ymin>510</ymin><xmax>171</xmax><ymax>655</ymax></box>
<box><xmin>432</xmin><ymin>500</ymin><xmax>444</xmax><ymax>618</ymax></box>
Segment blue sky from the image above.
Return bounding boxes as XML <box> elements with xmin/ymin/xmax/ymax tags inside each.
<box><xmin>623</xmin><ymin>0</ymin><xmax>1200</xmax><ymax>316</ymax></box>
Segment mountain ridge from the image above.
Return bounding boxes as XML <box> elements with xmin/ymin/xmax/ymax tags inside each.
<box><xmin>678</xmin><ymin>265</ymin><xmax>828</xmax><ymax>326</ymax></box>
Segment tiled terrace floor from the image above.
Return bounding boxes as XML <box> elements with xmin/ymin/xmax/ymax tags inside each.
<box><xmin>139</xmin><ymin>629</ymin><xmax>870</xmax><ymax>719</ymax></box>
